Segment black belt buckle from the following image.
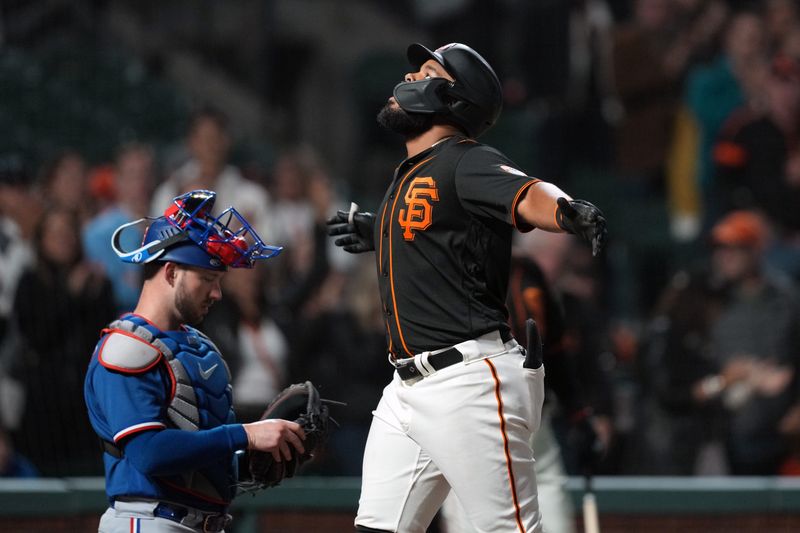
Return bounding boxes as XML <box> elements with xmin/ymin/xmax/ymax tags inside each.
<box><xmin>203</xmin><ymin>513</ymin><xmax>233</xmax><ymax>532</ymax></box>
<box><xmin>396</xmin><ymin>347</ymin><xmax>463</xmax><ymax>381</ymax></box>
<box><xmin>395</xmin><ymin>359</ymin><xmax>418</xmax><ymax>381</ymax></box>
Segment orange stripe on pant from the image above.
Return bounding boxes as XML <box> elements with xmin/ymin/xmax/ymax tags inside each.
<box><xmin>485</xmin><ymin>358</ymin><xmax>525</xmax><ymax>532</ymax></box>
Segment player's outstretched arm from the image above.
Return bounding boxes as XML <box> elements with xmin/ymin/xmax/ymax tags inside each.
<box><xmin>516</xmin><ymin>182</ymin><xmax>607</xmax><ymax>256</ymax></box>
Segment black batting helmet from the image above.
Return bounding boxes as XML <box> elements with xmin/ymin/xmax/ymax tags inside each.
<box><xmin>393</xmin><ymin>43</ymin><xmax>502</xmax><ymax>138</ymax></box>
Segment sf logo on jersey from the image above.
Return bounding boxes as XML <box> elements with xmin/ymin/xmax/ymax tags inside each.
<box><xmin>398</xmin><ymin>177</ymin><xmax>439</xmax><ymax>241</ymax></box>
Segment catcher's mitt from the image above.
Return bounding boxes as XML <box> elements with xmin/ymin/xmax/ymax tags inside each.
<box><xmin>239</xmin><ymin>381</ymin><xmax>332</xmax><ymax>492</ymax></box>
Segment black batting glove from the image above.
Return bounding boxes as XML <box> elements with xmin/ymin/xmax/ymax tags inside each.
<box><xmin>556</xmin><ymin>197</ymin><xmax>608</xmax><ymax>256</ymax></box>
<box><xmin>326</xmin><ymin>210</ymin><xmax>376</xmax><ymax>253</ymax></box>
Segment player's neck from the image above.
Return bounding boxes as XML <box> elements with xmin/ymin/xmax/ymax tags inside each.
<box><xmin>405</xmin><ymin>125</ymin><xmax>462</xmax><ymax>158</ymax></box>
<box><xmin>134</xmin><ymin>285</ymin><xmax>181</xmax><ymax>331</ymax></box>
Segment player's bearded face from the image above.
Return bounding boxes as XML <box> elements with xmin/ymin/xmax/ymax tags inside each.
<box><xmin>174</xmin><ymin>269</ymin><xmax>219</xmax><ymax>325</ymax></box>
<box><xmin>377</xmin><ymin>101</ymin><xmax>433</xmax><ymax>137</ymax></box>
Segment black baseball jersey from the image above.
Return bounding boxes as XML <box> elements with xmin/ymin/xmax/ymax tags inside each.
<box><xmin>375</xmin><ymin>136</ymin><xmax>540</xmax><ymax>358</ymax></box>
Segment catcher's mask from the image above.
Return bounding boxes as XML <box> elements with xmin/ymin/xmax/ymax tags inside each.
<box><xmin>111</xmin><ymin>189</ymin><xmax>282</xmax><ymax>270</ymax></box>
<box><xmin>393</xmin><ymin>42</ymin><xmax>502</xmax><ymax>138</ymax></box>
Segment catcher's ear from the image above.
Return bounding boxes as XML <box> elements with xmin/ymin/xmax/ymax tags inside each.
<box><xmin>164</xmin><ymin>262</ymin><xmax>178</xmax><ymax>286</ymax></box>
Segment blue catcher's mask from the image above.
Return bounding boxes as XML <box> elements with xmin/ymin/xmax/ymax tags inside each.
<box><xmin>112</xmin><ymin>189</ymin><xmax>282</xmax><ymax>270</ymax></box>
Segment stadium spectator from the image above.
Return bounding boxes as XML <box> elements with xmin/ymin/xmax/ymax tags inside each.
<box><xmin>639</xmin><ymin>261</ymin><xmax>729</xmax><ymax>474</ymax></box>
<box><xmin>703</xmin><ymin>211</ymin><xmax>800</xmax><ymax>475</ymax></box>
<box><xmin>267</xmin><ymin>145</ymin><xmax>317</xmax><ymax>249</ymax></box>
<box><xmin>491</xmin><ymin>0</ymin><xmax>619</xmax><ymax>181</ymax></box>
<box><xmin>713</xmin><ymin>54</ymin><xmax>800</xmax><ymax>279</ymax></box>
<box><xmin>286</xmin><ymin>255</ymin><xmax>392</xmax><ymax>476</ymax></box>
<box><xmin>265</xmin><ymin>145</ymin><xmax>330</xmax><ymax>316</ymax></box>
<box><xmin>0</xmin><ymin>155</ymin><xmax>37</xmax><ymax>436</ymax></box>
<box><xmin>611</xmin><ymin>0</ymin><xmax>684</xmax><ymax>186</ymax></box>
<box><xmin>202</xmin><ymin>264</ymin><xmax>290</xmax><ymax>423</ymax></box>
<box><xmin>0</xmin><ymin>427</ymin><xmax>38</xmax><ymax>478</ymax></box>
<box><xmin>269</xmin><ymin>149</ymin><xmax>353</xmax><ymax>325</ymax></box>
<box><xmin>683</xmin><ymin>9</ymin><xmax>767</xmax><ymax>222</ymax></box>
<box><xmin>82</xmin><ymin>142</ymin><xmax>157</xmax><ymax>312</ymax></box>
<box><xmin>13</xmin><ymin>207</ymin><xmax>115</xmax><ymax>476</ymax></box>
<box><xmin>40</xmin><ymin>150</ymin><xmax>93</xmax><ymax>224</ymax></box>
<box><xmin>643</xmin><ymin>210</ymin><xmax>800</xmax><ymax>475</ymax></box>
<box><xmin>151</xmin><ymin>105</ymin><xmax>275</xmax><ymax>245</ymax></box>
<box><xmin>515</xmin><ymin>231</ymin><xmax>616</xmax><ymax>475</ymax></box>
<box><xmin>764</xmin><ymin>0</ymin><xmax>800</xmax><ymax>55</ymax></box>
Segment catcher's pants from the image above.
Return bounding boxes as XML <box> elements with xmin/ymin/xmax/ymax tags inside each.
<box><xmin>440</xmin><ymin>405</ymin><xmax>575</xmax><ymax>533</ymax></box>
<box><xmin>98</xmin><ymin>500</ymin><xmax>231</xmax><ymax>532</ymax></box>
<box><xmin>355</xmin><ymin>331</ymin><xmax>545</xmax><ymax>533</ymax></box>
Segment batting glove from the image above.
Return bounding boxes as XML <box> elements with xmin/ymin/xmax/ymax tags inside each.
<box><xmin>326</xmin><ymin>210</ymin><xmax>376</xmax><ymax>253</ymax></box>
<box><xmin>556</xmin><ymin>197</ymin><xmax>608</xmax><ymax>256</ymax></box>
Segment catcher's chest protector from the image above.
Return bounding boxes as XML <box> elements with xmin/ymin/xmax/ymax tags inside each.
<box><xmin>99</xmin><ymin>316</ymin><xmax>236</xmax><ymax>502</ymax></box>
<box><xmin>101</xmin><ymin>316</ymin><xmax>234</xmax><ymax>431</ymax></box>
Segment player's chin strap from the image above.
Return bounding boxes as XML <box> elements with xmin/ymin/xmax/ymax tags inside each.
<box><xmin>111</xmin><ymin>217</ymin><xmax>188</xmax><ymax>264</ymax></box>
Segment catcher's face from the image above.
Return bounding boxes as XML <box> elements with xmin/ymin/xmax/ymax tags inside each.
<box><xmin>173</xmin><ymin>264</ymin><xmax>225</xmax><ymax>325</ymax></box>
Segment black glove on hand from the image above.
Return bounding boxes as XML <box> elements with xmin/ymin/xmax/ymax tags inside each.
<box><xmin>556</xmin><ymin>197</ymin><xmax>608</xmax><ymax>256</ymax></box>
<box><xmin>326</xmin><ymin>210</ymin><xmax>376</xmax><ymax>253</ymax></box>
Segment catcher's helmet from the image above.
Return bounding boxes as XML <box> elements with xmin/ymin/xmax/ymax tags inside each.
<box><xmin>112</xmin><ymin>189</ymin><xmax>282</xmax><ymax>270</ymax></box>
<box><xmin>393</xmin><ymin>43</ymin><xmax>502</xmax><ymax>138</ymax></box>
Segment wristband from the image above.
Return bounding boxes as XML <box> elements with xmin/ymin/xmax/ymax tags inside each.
<box><xmin>700</xmin><ymin>375</ymin><xmax>725</xmax><ymax>398</ymax></box>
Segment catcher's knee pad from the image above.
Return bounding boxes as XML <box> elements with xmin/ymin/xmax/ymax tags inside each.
<box><xmin>355</xmin><ymin>526</ymin><xmax>393</xmax><ymax>532</ymax></box>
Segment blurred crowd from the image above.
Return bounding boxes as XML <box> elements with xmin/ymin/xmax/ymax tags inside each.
<box><xmin>0</xmin><ymin>0</ymin><xmax>800</xmax><ymax>481</ymax></box>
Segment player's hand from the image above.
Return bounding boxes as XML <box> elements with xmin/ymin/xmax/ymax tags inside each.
<box><xmin>326</xmin><ymin>210</ymin><xmax>376</xmax><ymax>253</ymax></box>
<box><xmin>243</xmin><ymin>419</ymin><xmax>306</xmax><ymax>463</ymax></box>
<box><xmin>556</xmin><ymin>197</ymin><xmax>608</xmax><ymax>256</ymax></box>
<box><xmin>569</xmin><ymin>411</ymin><xmax>606</xmax><ymax>476</ymax></box>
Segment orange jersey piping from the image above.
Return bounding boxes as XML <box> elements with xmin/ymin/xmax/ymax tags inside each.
<box><xmin>377</xmin><ymin>195</ymin><xmax>393</xmax><ymax>356</ymax></box>
<box><xmin>511</xmin><ymin>179</ymin><xmax>541</xmax><ymax>229</ymax></box>
<box><xmin>387</xmin><ymin>156</ymin><xmax>435</xmax><ymax>357</ymax></box>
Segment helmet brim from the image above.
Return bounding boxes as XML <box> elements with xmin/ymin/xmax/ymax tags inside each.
<box><xmin>407</xmin><ymin>43</ymin><xmax>445</xmax><ymax>71</ymax></box>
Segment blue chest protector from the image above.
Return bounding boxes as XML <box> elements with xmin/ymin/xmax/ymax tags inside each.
<box><xmin>108</xmin><ymin>316</ymin><xmax>234</xmax><ymax>431</ymax></box>
<box><xmin>98</xmin><ymin>315</ymin><xmax>237</xmax><ymax>504</ymax></box>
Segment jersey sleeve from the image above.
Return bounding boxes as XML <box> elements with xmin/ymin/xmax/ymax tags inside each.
<box><xmin>90</xmin><ymin>363</ymin><xmax>169</xmax><ymax>443</ymax></box>
<box><xmin>454</xmin><ymin>144</ymin><xmax>540</xmax><ymax>231</ymax></box>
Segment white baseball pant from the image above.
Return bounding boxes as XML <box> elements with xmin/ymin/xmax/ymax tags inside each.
<box><xmin>440</xmin><ymin>405</ymin><xmax>575</xmax><ymax>533</ymax></box>
<box><xmin>355</xmin><ymin>331</ymin><xmax>545</xmax><ymax>533</ymax></box>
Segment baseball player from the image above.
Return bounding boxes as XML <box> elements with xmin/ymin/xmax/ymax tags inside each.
<box><xmin>327</xmin><ymin>43</ymin><xmax>607</xmax><ymax>533</ymax></box>
<box><xmin>84</xmin><ymin>190</ymin><xmax>305</xmax><ymax>533</ymax></box>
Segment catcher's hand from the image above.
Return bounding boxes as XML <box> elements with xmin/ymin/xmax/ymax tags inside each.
<box><xmin>326</xmin><ymin>209</ymin><xmax>376</xmax><ymax>253</ymax></box>
<box><xmin>239</xmin><ymin>381</ymin><xmax>333</xmax><ymax>492</ymax></box>
<box><xmin>243</xmin><ymin>419</ymin><xmax>305</xmax><ymax>463</ymax></box>
<box><xmin>556</xmin><ymin>197</ymin><xmax>608</xmax><ymax>257</ymax></box>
